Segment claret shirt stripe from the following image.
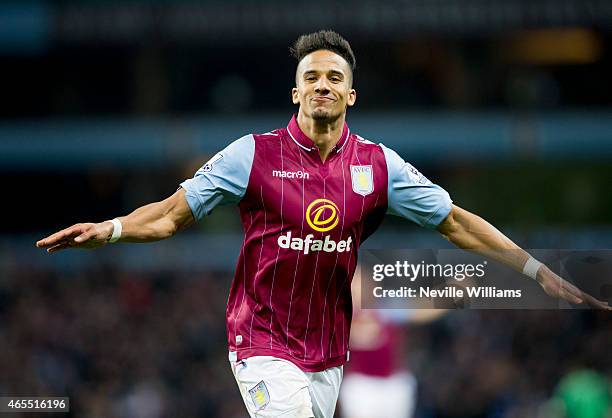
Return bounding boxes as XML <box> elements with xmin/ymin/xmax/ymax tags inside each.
<box><xmin>285</xmin><ymin>145</ymin><xmax>306</xmax><ymax>353</ymax></box>
<box><xmin>233</xmin><ymin>209</ymin><xmax>253</xmax><ymax>346</ymax></box>
<box><xmin>319</xmin><ymin>150</ymin><xmax>347</xmax><ymax>359</ymax></box>
<box><xmin>338</xmin><ymin>149</ymin><xmax>366</xmax><ymax>355</ymax></box>
<box><xmin>180</xmin><ymin>115</ymin><xmax>452</xmax><ymax>372</ymax></box>
<box><xmin>249</xmin><ymin>186</ymin><xmax>267</xmax><ymax>349</ymax></box>
<box><xmin>268</xmin><ymin>135</ymin><xmax>284</xmax><ymax>348</ymax></box>
<box><xmin>302</xmin><ymin>177</ymin><xmax>326</xmax><ymax>360</ymax></box>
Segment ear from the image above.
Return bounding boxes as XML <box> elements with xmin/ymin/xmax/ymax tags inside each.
<box><xmin>291</xmin><ymin>87</ymin><xmax>300</xmax><ymax>105</ymax></box>
<box><xmin>347</xmin><ymin>88</ymin><xmax>357</xmax><ymax>107</ymax></box>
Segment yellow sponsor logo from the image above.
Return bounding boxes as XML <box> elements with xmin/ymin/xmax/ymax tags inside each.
<box><xmin>306</xmin><ymin>198</ymin><xmax>339</xmax><ymax>232</ymax></box>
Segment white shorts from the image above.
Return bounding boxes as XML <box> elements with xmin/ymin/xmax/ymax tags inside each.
<box><xmin>340</xmin><ymin>371</ymin><xmax>417</xmax><ymax>418</ymax></box>
<box><xmin>230</xmin><ymin>355</ymin><xmax>343</xmax><ymax>418</ymax></box>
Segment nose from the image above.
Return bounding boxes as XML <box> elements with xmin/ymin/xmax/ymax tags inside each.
<box><xmin>314</xmin><ymin>76</ymin><xmax>331</xmax><ymax>94</ymax></box>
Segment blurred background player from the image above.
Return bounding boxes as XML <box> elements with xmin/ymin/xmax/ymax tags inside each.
<box><xmin>548</xmin><ymin>369</ymin><xmax>612</xmax><ymax>418</ymax></box>
<box><xmin>340</xmin><ymin>267</ymin><xmax>448</xmax><ymax>418</ymax></box>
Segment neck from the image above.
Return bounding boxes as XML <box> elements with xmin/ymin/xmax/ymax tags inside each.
<box><xmin>297</xmin><ymin>110</ymin><xmax>346</xmax><ymax>162</ymax></box>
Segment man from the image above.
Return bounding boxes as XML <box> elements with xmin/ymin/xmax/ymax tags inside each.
<box><xmin>340</xmin><ymin>268</ymin><xmax>447</xmax><ymax>418</ymax></box>
<box><xmin>37</xmin><ymin>30</ymin><xmax>610</xmax><ymax>418</ymax></box>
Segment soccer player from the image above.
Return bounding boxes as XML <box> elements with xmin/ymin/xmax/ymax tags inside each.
<box><xmin>36</xmin><ymin>30</ymin><xmax>610</xmax><ymax>418</ymax></box>
<box><xmin>340</xmin><ymin>268</ymin><xmax>447</xmax><ymax>418</ymax></box>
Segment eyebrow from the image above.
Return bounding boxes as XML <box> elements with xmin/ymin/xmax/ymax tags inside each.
<box><xmin>303</xmin><ymin>69</ymin><xmax>345</xmax><ymax>77</ymax></box>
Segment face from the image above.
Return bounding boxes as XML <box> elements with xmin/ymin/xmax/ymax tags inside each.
<box><xmin>292</xmin><ymin>49</ymin><xmax>356</xmax><ymax>123</ymax></box>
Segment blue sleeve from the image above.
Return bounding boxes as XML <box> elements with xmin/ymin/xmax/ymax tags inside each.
<box><xmin>179</xmin><ymin>134</ymin><xmax>255</xmax><ymax>221</ymax></box>
<box><xmin>381</xmin><ymin>143</ymin><xmax>452</xmax><ymax>229</ymax></box>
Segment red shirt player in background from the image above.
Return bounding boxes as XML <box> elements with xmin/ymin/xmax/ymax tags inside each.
<box><xmin>37</xmin><ymin>30</ymin><xmax>610</xmax><ymax>418</ymax></box>
<box><xmin>340</xmin><ymin>267</ymin><xmax>447</xmax><ymax>418</ymax></box>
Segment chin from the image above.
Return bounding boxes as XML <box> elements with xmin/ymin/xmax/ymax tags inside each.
<box><xmin>311</xmin><ymin>109</ymin><xmax>340</xmax><ymax>122</ymax></box>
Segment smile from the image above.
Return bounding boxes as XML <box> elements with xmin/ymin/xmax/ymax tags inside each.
<box><xmin>312</xmin><ymin>97</ymin><xmax>334</xmax><ymax>103</ymax></box>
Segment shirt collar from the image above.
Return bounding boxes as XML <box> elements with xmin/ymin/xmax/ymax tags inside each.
<box><xmin>287</xmin><ymin>114</ymin><xmax>350</xmax><ymax>153</ymax></box>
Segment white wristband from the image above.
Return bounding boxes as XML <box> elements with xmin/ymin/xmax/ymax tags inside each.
<box><xmin>107</xmin><ymin>218</ymin><xmax>122</xmax><ymax>243</ymax></box>
<box><xmin>522</xmin><ymin>256</ymin><xmax>542</xmax><ymax>280</ymax></box>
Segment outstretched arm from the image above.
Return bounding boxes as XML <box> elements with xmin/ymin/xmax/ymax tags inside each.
<box><xmin>437</xmin><ymin>204</ymin><xmax>611</xmax><ymax>310</ymax></box>
<box><xmin>36</xmin><ymin>188</ymin><xmax>194</xmax><ymax>253</ymax></box>
<box><xmin>36</xmin><ymin>134</ymin><xmax>255</xmax><ymax>253</ymax></box>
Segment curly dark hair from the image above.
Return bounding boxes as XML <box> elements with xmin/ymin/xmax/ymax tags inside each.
<box><xmin>290</xmin><ymin>30</ymin><xmax>356</xmax><ymax>73</ymax></box>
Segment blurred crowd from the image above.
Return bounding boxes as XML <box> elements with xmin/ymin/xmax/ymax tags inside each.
<box><xmin>413</xmin><ymin>310</ymin><xmax>611</xmax><ymax>418</ymax></box>
<box><xmin>0</xmin><ymin>267</ymin><xmax>242</xmax><ymax>418</ymax></box>
<box><xmin>1</xmin><ymin>264</ymin><xmax>609</xmax><ymax>418</ymax></box>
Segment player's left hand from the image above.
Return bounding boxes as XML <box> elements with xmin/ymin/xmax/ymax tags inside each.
<box><xmin>536</xmin><ymin>266</ymin><xmax>611</xmax><ymax>310</ymax></box>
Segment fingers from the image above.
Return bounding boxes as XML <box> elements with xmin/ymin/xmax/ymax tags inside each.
<box><xmin>580</xmin><ymin>292</ymin><xmax>612</xmax><ymax>311</ymax></box>
<box><xmin>74</xmin><ymin>229</ymin><xmax>96</xmax><ymax>243</ymax></box>
<box><xmin>559</xmin><ymin>279</ymin><xmax>612</xmax><ymax>310</ymax></box>
<box><xmin>558</xmin><ymin>287</ymin><xmax>583</xmax><ymax>305</ymax></box>
<box><xmin>555</xmin><ymin>276</ymin><xmax>582</xmax><ymax>304</ymax></box>
<box><xmin>37</xmin><ymin>222</ymin><xmax>109</xmax><ymax>253</ymax></box>
<box><xmin>46</xmin><ymin>242</ymin><xmax>73</xmax><ymax>253</ymax></box>
<box><xmin>560</xmin><ymin>281</ymin><xmax>583</xmax><ymax>304</ymax></box>
<box><xmin>36</xmin><ymin>224</ymin><xmax>84</xmax><ymax>248</ymax></box>
<box><xmin>555</xmin><ymin>277</ymin><xmax>611</xmax><ymax>310</ymax></box>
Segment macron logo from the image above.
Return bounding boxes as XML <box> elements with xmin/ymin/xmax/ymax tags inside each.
<box><xmin>272</xmin><ymin>170</ymin><xmax>310</xmax><ymax>180</ymax></box>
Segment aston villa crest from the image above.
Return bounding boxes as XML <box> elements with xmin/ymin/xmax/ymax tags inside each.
<box><xmin>350</xmin><ymin>165</ymin><xmax>374</xmax><ymax>196</ymax></box>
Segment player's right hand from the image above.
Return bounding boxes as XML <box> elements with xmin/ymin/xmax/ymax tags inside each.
<box><xmin>36</xmin><ymin>222</ymin><xmax>114</xmax><ymax>253</ymax></box>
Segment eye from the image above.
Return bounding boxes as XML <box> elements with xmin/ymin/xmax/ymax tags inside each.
<box><xmin>330</xmin><ymin>77</ymin><xmax>341</xmax><ymax>83</ymax></box>
<box><xmin>305</xmin><ymin>76</ymin><xmax>317</xmax><ymax>82</ymax></box>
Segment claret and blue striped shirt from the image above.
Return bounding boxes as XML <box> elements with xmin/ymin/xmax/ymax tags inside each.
<box><xmin>180</xmin><ymin>115</ymin><xmax>452</xmax><ymax>372</ymax></box>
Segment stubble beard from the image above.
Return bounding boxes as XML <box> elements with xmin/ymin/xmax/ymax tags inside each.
<box><xmin>311</xmin><ymin>107</ymin><xmax>341</xmax><ymax>123</ymax></box>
